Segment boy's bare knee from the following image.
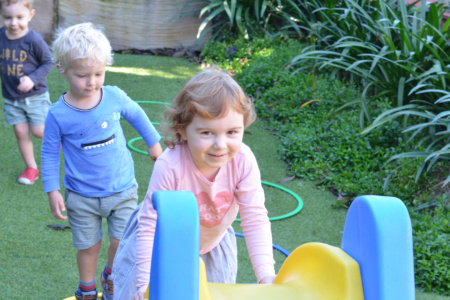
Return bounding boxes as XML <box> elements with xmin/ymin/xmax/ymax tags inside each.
<box><xmin>80</xmin><ymin>240</ymin><xmax>103</xmax><ymax>255</ymax></box>
<box><xmin>14</xmin><ymin>123</ymin><xmax>30</xmax><ymax>139</ymax></box>
<box><xmin>31</xmin><ymin>125</ymin><xmax>44</xmax><ymax>139</ymax></box>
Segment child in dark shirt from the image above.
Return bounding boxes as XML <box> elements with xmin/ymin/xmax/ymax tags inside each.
<box><xmin>0</xmin><ymin>0</ymin><xmax>54</xmax><ymax>184</ymax></box>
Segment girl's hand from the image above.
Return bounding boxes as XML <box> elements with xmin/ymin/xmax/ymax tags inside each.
<box><xmin>259</xmin><ymin>274</ymin><xmax>277</xmax><ymax>284</ymax></box>
<box><xmin>132</xmin><ymin>286</ymin><xmax>147</xmax><ymax>300</ymax></box>
<box><xmin>17</xmin><ymin>76</ymin><xmax>34</xmax><ymax>93</ymax></box>
<box><xmin>147</xmin><ymin>142</ymin><xmax>163</xmax><ymax>162</ymax></box>
<box><xmin>48</xmin><ymin>190</ymin><xmax>67</xmax><ymax>220</ymax></box>
<box><xmin>132</xmin><ymin>291</ymin><xmax>145</xmax><ymax>300</ymax></box>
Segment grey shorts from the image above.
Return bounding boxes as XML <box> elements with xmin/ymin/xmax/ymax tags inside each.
<box><xmin>200</xmin><ymin>226</ymin><xmax>238</xmax><ymax>283</ymax></box>
<box><xmin>65</xmin><ymin>183</ymin><xmax>138</xmax><ymax>250</ymax></box>
<box><xmin>3</xmin><ymin>91</ymin><xmax>51</xmax><ymax>126</ymax></box>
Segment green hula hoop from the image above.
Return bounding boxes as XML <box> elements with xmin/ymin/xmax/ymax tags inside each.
<box><xmin>235</xmin><ymin>180</ymin><xmax>303</xmax><ymax>222</ymax></box>
<box><xmin>128</xmin><ymin>137</ymin><xmax>147</xmax><ymax>155</ymax></box>
<box><xmin>135</xmin><ymin>100</ymin><xmax>170</xmax><ymax>106</ymax></box>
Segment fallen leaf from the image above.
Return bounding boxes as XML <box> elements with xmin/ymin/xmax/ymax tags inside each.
<box><xmin>278</xmin><ymin>176</ymin><xmax>295</xmax><ymax>183</ymax></box>
<box><xmin>47</xmin><ymin>224</ymin><xmax>71</xmax><ymax>230</ymax></box>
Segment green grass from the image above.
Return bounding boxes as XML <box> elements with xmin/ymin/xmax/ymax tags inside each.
<box><xmin>0</xmin><ymin>54</ymin><xmax>448</xmax><ymax>299</ymax></box>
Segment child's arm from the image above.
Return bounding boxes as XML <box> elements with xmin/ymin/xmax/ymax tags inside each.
<box><xmin>132</xmin><ymin>291</ymin><xmax>145</xmax><ymax>300</ymax></box>
<box><xmin>118</xmin><ymin>88</ymin><xmax>162</xmax><ymax>156</ymax></box>
<box><xmin>22</xmin><ymin>34</ymin><xmax>53</xmax><ymax>92</ymax></box>
<box><xmin>135</xmin><ymin>157</ymin><xmax>176</xmax><ymax>295</ymax></box>
<box><xmin>17</xmin><ymin>76</ymin><xmax>34</xmax><ymax>93</ymax></box>
<box><xmin>17</xmin><ymin>33</ymin><xmax>53</xmax><ymax>93</ymax></box>
<box><xmin>48</xmin><ymin>190</ymin><xmax>67</xmax><ymax>220</ymax></box>
<box><xmin>236</xmin><ymin>147</ymin><xmax>276</xmax><ymax>283</ymax></box>
<box><xmin>41</xmin><ymin>113</ymin><xmax>64</xmax><ymax>205</ymax></box>
<box><xmin>259</xmin><ymin>274</ymin><xmax>277</xmax><ymax>284</ymax></box>
<box><xmin>147</xmin><ymin>143</ymin><xmax>163</xmax><ymax>162</ymax></box>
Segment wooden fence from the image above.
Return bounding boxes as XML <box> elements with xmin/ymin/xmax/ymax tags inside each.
<box><xmin>0</xmin><ymin>0</ymin><xmax>209</xmax><ymax>51</ymax></box>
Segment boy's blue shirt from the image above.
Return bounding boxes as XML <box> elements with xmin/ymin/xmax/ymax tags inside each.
<box><xmin>41</xmin><ymin>86</ymin><xmax>161</xmax><ymax>197</ymax></box>
<box><xmin>0</xmin><ymin>27</ymin><xmax>53</xmax><ymax>100</ymax></box>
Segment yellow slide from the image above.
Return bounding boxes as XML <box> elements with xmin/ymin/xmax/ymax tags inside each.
<box><xmin>198</xmin><ymin>242</ymin><xmax>364</xmax><ymax>300</ymax></box>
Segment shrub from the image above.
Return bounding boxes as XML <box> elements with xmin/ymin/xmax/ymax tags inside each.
<box><xmin>277</xmin><ymin>0</ymin><xmax>450</xmax><ymax>191</ymax></box>
<box><xmin>200</xmin><ymin>33</ymin><xmax>449</xmax><ymax>295</ymax></box>
<box><xmin>410</xmin><ymin>195</ymin><xmax>450</xmax><ymax>295</ymax></box>
<box><xmin>193</xmin><ymin>0</ymin><xmax>295</xmax><ymax>40</ymax></box>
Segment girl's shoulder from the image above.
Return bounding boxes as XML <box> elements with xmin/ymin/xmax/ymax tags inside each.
<box><xmin>235</xmin><ymin>143</ymin><xmax>257</xmax><ymax>162</ymax></box>
<box><xmin>158</xmin><ymin>145</ymin><xmax>185</xmax><ymax>166</ymax></box>
<box><xmin>231</xmin><ymin>143</ymin><xmax>260</xmax><ymax>176</ymax></box>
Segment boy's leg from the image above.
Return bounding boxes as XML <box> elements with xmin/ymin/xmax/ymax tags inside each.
<box><xmin>16</xmin><ymin>92</ymin><xmax>50</xmax><ymax>183</ymax></box>
<box><xmin>30</xmin><ymin>124</ymin><xmax>44</xmax><ymax>139</ymax></box>
<box><xmin>75</xmin><ymin>240</ymin><xmax>102</xmax><ymax>300</ymax></box>
<box><xmin>77</xmin><ymin>239</ymin><xmax>102</xmax><ymax>282</ymax></box>
<box><xmin>108</xmin><ymin>237</ymin><xmax>120</xmax><ymax>266</ymax></box>
<box><xmin>100</xmin><ymin>238</ymin><xmax>119</xmax><ymax>300</ymax></box>
<box><xmin>8</xmin><ymin>92</ymin><xmax>50</xmax><ymax>172</ymax></box>
<box><xmin>3</xmin><ymin>98</ymin><xmax>32</xmax><ymax>170</ymax></box>
<box><xmin>14</xmin><ymin>122</ymin><xmax>37</xmax><ymax>169</ymax></box>
<box><xmin>14</xmin><ymin>122</ymin><xmax>40</xmax><ymax>184</ymax></box>
<box><xmin>65</xmin><ymin>189</ymin><xmax>103</xmax><ymax>299</ymax></box>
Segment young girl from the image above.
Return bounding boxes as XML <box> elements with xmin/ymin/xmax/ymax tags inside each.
<box><xmin>116</xmin><ymin>68</ymin><xmax>277</xmax><ymax>299</ymax></box>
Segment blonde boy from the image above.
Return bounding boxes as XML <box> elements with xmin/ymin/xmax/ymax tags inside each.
<box><xmin>41</xmin><ymin>22</ymin><xmax>162</xmax><ymax>300</ymax></box>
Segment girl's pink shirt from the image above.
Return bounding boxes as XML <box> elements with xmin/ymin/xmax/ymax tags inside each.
<box><xmin>135</xmin><ymin>143</ymin><xmax>275</xmax><ymax>291</ymax></box>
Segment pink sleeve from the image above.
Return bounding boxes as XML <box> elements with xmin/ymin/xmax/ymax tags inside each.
<box><xmin>235</xmin><ymin>149</ymin><xmax>276</xmax><ymax>282</ymax></box>
<box><xmin>135</xmin><ymin>158</ymin><xmax>177</xmax><ymax>291</ymax></box>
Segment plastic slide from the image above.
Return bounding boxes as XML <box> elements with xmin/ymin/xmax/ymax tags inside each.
<box><xmin>143</xmin><ymin>191</ymin><xmax>414</xmax><ymax>300</ymax></box>
<box><xmin>63</xmin><ymin>191</ymin><xmax>415</xmax><ymax>300</ymax></box>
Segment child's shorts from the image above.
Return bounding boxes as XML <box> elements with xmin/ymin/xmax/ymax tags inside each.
<box><xmin>3</xmin><ymin>91</ymin><xmax>51</xmax><ymax>126</ymax></box>
<box><xmin>65</xmin><ymin>183</ymin><xmax>138</xmax><ymax>250</ymax></box>
<box><xmin>200</xmin><ymin>226</ymin><xmax>238</xmax><ymax>283</ymax></box>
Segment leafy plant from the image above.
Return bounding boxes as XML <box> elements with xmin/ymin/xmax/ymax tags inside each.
<box><xmin>284</xmin><ymin>0</ymin><xmax>450</xmax><ymax>190</ymax></box>
<box><xmin>281</xmin><ymin>0</ymin><xmax>397</xmax><ymax>47</ymax></box>
<box><xmin>192</xmin><ymin>0</ymin><xmax>293</xmax><ymax>40</ymax></box>
<box><xmin>410</xmin><ymin>195</ymin><xmax>450</xmax><ymax>295</ymax></box>
<box><xmin>290</xmin><ymin>1</ymin><xmax>450</xmax><ymax>116</ymax></box>
<box><xmin>201</xmin><ymin>36</ymin><xmax>282</xmax><ymax>73</ymax></box>
<box><xmin>362</xmin><ymin>96</ymin><xmax>450</xmax><ymax>187</ymax></box>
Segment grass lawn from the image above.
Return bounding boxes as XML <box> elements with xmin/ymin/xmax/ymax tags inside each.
<box><xmin>0</xmin><ymin>54</ymin><xmax>448</xmax><ymax>299</ymax></box>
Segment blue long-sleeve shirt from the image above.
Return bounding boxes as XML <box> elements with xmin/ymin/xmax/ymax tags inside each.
<box><xmin>41</xmin><ymin>86</ymin><xmax>161</xmax><ymax>197</ymax></box>
<box><xmin>0</xmin><ymin>27</ymin><xmax>53</xmax><ymax>100</ymax></box>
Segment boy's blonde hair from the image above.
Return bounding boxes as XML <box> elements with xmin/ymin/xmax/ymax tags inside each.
<box><xmin>0</xmin><ymin>0</ymin><xmax>33</xmax><ymax>10</ymax></box>
<box><xmin>163</xmin><ymin>68</ymin><xmax>256</xmax><ymax>149</ymax></box>
<box><xmin>52</xmin><ymin>22</ymin><xmax>113</xmax><ymax>71</ymax></box>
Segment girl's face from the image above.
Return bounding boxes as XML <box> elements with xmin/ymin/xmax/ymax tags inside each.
<box><xmin>60</xmin><ymin>60</ymin><xmax>106</xmax><ymax>108</ymax></box>
<box><xmin>181</xmin><ymin>108</ymin><xmax>245</xmax><ymax>181</ymax></box>
<box><xmin>1</xmin><ymin>2</ymin><xmax>34</xmax><ymax>39</ymax></box>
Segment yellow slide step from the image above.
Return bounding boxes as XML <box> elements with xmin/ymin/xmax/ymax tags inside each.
<box><xmin>199</xmin><ymin>242</ymin><xmax>364</xmax><ymax>300</ymax></box>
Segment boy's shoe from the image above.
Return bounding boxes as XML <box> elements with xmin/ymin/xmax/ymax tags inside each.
<box><xmin>101</xmin><ymin>272</ymin><xmax>114</xmax><ymax>300</ymax></box>
<box><xmin>17</xmin><ymin>167</ymin><xmax>39</xmax><ymax>185</ymax></box>
<box><xmin>75</xmin><ymin>287</ymin><xmax>98</xmax><ymax>300</ymax></box>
